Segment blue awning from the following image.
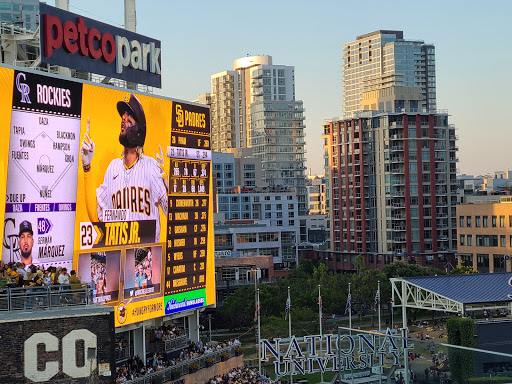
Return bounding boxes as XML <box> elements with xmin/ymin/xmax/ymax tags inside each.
<box><xmin>403</xmin><ymin>273</ymin><xmax>512</xmax><ymax>305</ymax></box>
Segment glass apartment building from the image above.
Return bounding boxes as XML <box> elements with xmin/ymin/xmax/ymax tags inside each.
<box><xmin>343</xmin><ymin>30</ymin><xmax>436</xmax><ymax>116</ymax></box>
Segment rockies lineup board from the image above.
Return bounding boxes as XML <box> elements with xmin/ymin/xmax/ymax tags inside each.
<box><xmin>0</xmin><ymin>66</ymin><xmax>215</xmax><ymax>326</ymax></box>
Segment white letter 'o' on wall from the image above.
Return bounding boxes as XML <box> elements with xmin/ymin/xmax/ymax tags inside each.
<box><xmin>62</xmin><ymin>329</ymin><xmax>97</xmax><ymax>378</ymax></box>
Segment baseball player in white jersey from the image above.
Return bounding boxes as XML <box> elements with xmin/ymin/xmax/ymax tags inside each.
<box><xmin>80</xmin><ymin>93</ymin><xmax>168</xmax><ymax>242</ymax></box>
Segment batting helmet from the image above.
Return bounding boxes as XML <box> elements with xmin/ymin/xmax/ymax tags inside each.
<box><xmin>117</xmin><ymin>93</ymin><xmax>146</xmax><ymax>148</ymax></box>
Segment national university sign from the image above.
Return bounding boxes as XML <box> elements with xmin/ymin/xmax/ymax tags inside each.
<box><xmin>260</xmin><ymin>329</ymin><xmax>412</xmax><ymax>376</ymax></box>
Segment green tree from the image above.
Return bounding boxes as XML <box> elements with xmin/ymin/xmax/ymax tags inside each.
<box><xmin>354</xmin><ymin>254</ymin><xmax>365</xmax><ymax>275</ymax></box>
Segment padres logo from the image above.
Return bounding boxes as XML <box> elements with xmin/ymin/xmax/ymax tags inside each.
<box><xmin>176</xmin><ymin>104</ymin><xmax>184</xmax><ymax>127</ymax></box>
<box><xmin>117</xmin><ymin>301</ymin><xmax>128</xmax><ymax>324</ymax></box>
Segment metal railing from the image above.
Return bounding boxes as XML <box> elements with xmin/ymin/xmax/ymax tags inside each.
<box><xmin>124</xmin><ymin>345</ymin><xmax>239</xmax><ymax>384</ymax></box>
<box><xmin>0</xmin><ymin>284</ymin><xmax>94</xmax><ymax>312</ymax></box>
<box><xmin>164</xmin><ymin>335</ymin><xmax>190</xmax><ymax>352</ymax></box>
<box><xmin>215</xmin><ymin>278</ymin><xmax>280</xmax><ymax>289</ymax></box>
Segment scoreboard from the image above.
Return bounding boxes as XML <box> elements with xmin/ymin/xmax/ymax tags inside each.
<box><xmin>0</xmin><ymin>65</ymin><xmax>215</xmax><ymax>327</ymax></box>
<box><xmin>165</xmin><ymin>103</ymin><xmax>211</xmax><ymax>296</ymax></box>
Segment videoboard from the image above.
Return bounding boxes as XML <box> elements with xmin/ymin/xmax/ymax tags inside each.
<box><xmin>0</xmin><ymin>66</ymin><xmax>214</xmax><ymax>327</ymax></box>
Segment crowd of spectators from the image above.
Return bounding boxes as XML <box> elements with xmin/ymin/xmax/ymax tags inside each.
<box><xmin>152</xmin><ymin>324</ymin><xmax>184</xmax><ymax>342</ymax></box>
<box><xmin>115</xmin><ymin>339</ymin><xmax>242</xmax><ymax>383</ymax></box>
<box><xmin>0</xmin><ymin>261</ymin><xmax>82</xmax><ymax>289</ymax></box>
<box><xmin>206</xmin><ymin>367</ymin><xmax>277</xmax><ymax>384</ymax></box>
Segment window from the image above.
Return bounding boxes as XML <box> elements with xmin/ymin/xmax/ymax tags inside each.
<box><xmin>467</xmin><ymin>216</ymin><xmax>472</xmax><ymax>227</ymax></box>
<box><xmin>501</xmin><ymin>235</ymin><xmax>506</xmax><ymax>247</ymax></box>
<box><xmin>259</xmin><ymin>248</ymin><xmax>279</xmax><ymax>257</ymax></box>
<box><xmin>483</xmin><ymin>216</ymin><xmax>488</xmax><ymax>227</ymax></box>
<box><xmin>477</xmin><ymin>254</ymin><xmax>489</xmax><ymax>272</ymax></box>
<box><xmin>475</xmin><ymin>216</ymin><xmax>480</xmax><ymax>227</ymax></box>
<box><xmin>467</xmin><ymin>234</ymin><xmax>472</xmax><ymax>246</ymax></box>
<box><xmin>215</xmin><ymin>234</ymin><xmax>233</xmax><ymax>247</ymax></box>
<box><xmin>492</xmin><ymin>216</ymin><xmax>497</xmax><ymax>228</ymax></box>
<box><xmin>265</xmin><ymin>196</ymin><xmax>271</xmax><ymax>201</ymax></box>
<box><xmin>276</xmin><ymin>204</ymin><xmax>282</xmax><ymax>210</ymax></box>
<box><xmin>494</xmin><ymin>255</ymin><xmax>506</xmax><ymax>272</ymax></box>
<box><xmin>500</xmin><ymin>216</ymin><xmax>505</xmax><ymax>228</ymax></box>
<box><xmin>259</xmin><ymin>232</ymin><xmax>278</xmax><ymax>242</ymax></box>
<box><xmin>288</xmin><ymin>204</ymin><xmax>294</xmax><ymax>210</ymax></box>
<box><xmin>460</xmin><ymin>235</ymin><xmax>465</xmax><ymax>246</ymax></box>
<box><xmin>287</xmin><ymin>195</ymin><xmax>293</xmax><ymax>200</ymax></box>
<box><xmin>254</xmin><ymin>196</ymin><xmax>260</xmax><ymax>202</ymax></box>
<box><xmin>277</xmin><ymin>220</ymin><xmax>283</xmax><ymax>227</ymax></box>
<box><xmin>275</xmin><ymin>196</ymin><xmax>281</xmax><ymax>201</ymax></box>
<box><xmin>459</xmin><ymin>216</ymin><xmax>464</xmax><ymax>227</ymax></box>
<box><xmin>288</xmin><ymin>211</ymin><xmax>295</xmax><ymax>218</ymax></box>
<box><xmin>265</xmin><ymin>212</ymin><xmax>271</xmax><ymax>219</ymax></box>
<box><xmin>236</xmin><ymin>233</ymin><xmax>257</xmax><ymax>243</ymax></box>
<box><xmin>243</xmin><ymin>164</ymin><xmax>255</xmax><ymax>170</ymax></box>
<box><xmin>289</xmin><ymin>220</ymin><xmax>295</xmax><ymax>226</ymax></box>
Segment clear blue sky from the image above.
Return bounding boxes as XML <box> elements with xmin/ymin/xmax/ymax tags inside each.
<box><xmin>49</xmin><ymin>0</ymin><xmax>512</xmax><ymax>176</ymax></box>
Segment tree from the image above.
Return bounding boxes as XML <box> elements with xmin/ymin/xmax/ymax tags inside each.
<box><xmin>354</xmin><ymin>254</ymin><xmax>365</xmax><ymax>276</ymax></box>
<box><xmin>450</xmin><ymin>265</ymin><xmax>479</xmax><ymax>274</ymax></box>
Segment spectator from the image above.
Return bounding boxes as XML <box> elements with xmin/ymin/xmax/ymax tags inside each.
<box><xmin>58</xmin><ymin>268</ymin><xmax>70</xmax><ymax>285</ymax></box>
<box><xmin>69</xmin><ymin>270</ymin><xmax>81</xmax><ymax>288</ymax></box>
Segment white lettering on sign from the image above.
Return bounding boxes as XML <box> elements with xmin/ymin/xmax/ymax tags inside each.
<box><xmin>24</xmin><ymin>329</ymin><xmax>97</xmax><ymax>382</ymax></box>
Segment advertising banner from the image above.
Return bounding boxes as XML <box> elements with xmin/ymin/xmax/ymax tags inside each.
<box><xmin>0</xmin><ymin>65</ymin><xmax>214</xmax><ymax>327</ymax></box>
<box><xmin>39</xmin><ymin>3</ymin><xmax>161</xmax><ymax>87</ymax></box>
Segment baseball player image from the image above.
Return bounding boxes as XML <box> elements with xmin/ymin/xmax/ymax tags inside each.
<box><xmin>18</xmin><ymin>220</ymin><xmax>35</xmax><ymax>266</ymax></box>
<box><xmin>80</xmin><ymin>93</ymin><xmax>168</xmax><ymax>242</ymax></box>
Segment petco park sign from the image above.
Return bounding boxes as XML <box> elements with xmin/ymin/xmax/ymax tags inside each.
<box><xmin>40</xmin><ymin>3</ymin><xmax>161</xmax><ymax>88</ymax></box>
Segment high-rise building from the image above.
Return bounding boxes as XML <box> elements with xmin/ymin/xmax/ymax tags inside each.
<box><xmin>210</xmin><ymin>55</ymin><xmax>307</xmax><ymax>214</ymax></box>
<box><xmin>0</xmin><ymin>0</ymin><xmax>39</xmax><ymax>31</ymax></box>
<box><xmin>322</xmin><ymin>88</ymin><xmax>458</xmax><ymax>269</ymax></box>
<box><xmin>342</xmin><ymin>30</ymin><xmax>436</xmax><ymax>117</ymax></box>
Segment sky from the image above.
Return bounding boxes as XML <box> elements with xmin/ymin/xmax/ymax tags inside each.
<box><xmin>48</xmin><ymin>0</ymin><xmax>512</xmax><ymax>177</ymax></box>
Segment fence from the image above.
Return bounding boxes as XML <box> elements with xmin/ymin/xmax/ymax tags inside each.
<box><xmin>145</xmin><ymin>335</ymin><xmax>190</xmax><ymax>356</ymax></box>
<box><xmin>0</xmin><ymin>284</ymin><xmax>94</xmax><ymax>312</ymax></box>
<box><xmin>124</xmin><ymin>345</ymin><xmax>239</xmax><ymax>384</ymax></box>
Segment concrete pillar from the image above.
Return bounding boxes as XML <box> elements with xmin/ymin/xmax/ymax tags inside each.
<box><xmin>188</xmin><ymin>310</ymin><xmax>200</xmax><ymax>342</ymax></box>
<box><xmin>132</xmin><ymin>325</ymin><xmax>146</xmax><ymax>362</ymax></box>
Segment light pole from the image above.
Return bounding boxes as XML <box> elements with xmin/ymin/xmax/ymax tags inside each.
<box><xmin>208</xmin><ymin>314</ymin><xmax>212</xmax><ymax>342</ymax></box>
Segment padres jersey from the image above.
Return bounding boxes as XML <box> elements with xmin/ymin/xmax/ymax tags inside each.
<box><xmin>97</xmin><ymin>155</ymin><xmax>168</xmax><ymax>241</ymax></box>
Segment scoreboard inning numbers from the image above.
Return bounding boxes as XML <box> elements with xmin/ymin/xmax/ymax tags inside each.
<box><xmin>165</xmin><ymin>103</ymin><xmax>211</xmax><ymax>296</ymax></box>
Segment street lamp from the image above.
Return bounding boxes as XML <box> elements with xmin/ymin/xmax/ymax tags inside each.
<box><xmin>208</xmin><ymin>314</ymin><xmax>212</xmax><ymax>342</ymax></box>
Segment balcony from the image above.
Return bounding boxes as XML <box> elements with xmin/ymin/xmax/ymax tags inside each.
<box><xmin>391</xmin><ymin>146</ymin><xmax>404</xmax><ymax>152</ymax></box>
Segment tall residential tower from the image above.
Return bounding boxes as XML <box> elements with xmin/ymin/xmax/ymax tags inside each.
<box><xmin>210</xmin><ymin>55</ymin><xmax>307</xmax><ymax>214</ymax></box>
<box><xmin>343</xmin><ymin>30</ymin><xmax>436</xmax><ymax>117</ymax></box>
<box><xmin>321</xmin><ymin>31</ymin><xmax>457</xmax><ymax>271</ymax></box>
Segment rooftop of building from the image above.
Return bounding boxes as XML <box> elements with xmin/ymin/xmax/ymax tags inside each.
<box><xmin>355</xmin><ymin>30</ymin><xmax>404</xmax><ymax>41</ymax></box>
<box><xmin>323</xmin><ymin>108</ymin><xmax>449</xmax><ymax>123</ymax></box>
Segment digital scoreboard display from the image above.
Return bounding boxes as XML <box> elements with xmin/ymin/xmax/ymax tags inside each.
<box><xmin>0</xmin><ymin>65</ymin><xmax>215</xmax><ymax>327</ymax></box>
<box><xmin>165</xmin><ymin>103</ymin><xmax>211</xmax><ymax>296</ymax></box>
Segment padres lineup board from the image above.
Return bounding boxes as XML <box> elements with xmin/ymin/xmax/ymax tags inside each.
<box><xmin>0</xmin><ymin>66</ymin><xmax>215</xmax><ymax>327</ymax></box>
